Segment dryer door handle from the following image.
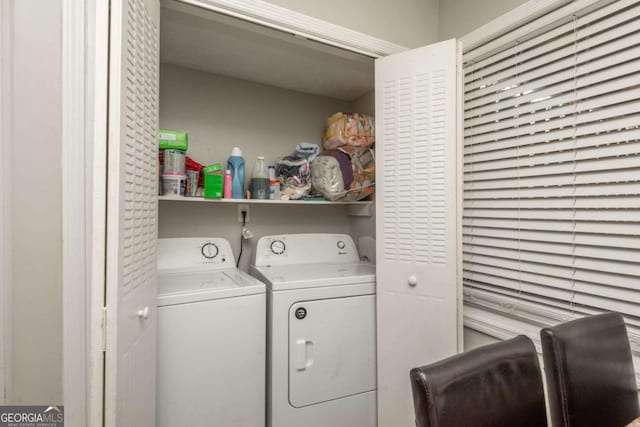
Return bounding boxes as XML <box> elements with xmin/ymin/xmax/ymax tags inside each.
<box><xmin>294</xmin><ymin>339</ymin><xmax>313</xmax><ymax>371</ymax></box>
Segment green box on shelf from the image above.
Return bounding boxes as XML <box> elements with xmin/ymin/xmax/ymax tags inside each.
<box><xmin>203</xmin><ymin>163</ymin><xmax>224</xmax><ymax>199</ymax></box>
<box><xmin>159</xmin><ymin>129</ymin><xmax>188</xmax><ymax>151</ymax></box>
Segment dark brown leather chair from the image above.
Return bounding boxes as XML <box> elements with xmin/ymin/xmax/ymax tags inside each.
<box><xmin>541</xmin><ymin>313</ymin><xmax>640</xmax><ymax>427</ymax></box>
<box><xmin>410</xmin><ymin>335</ymin><xmax>547</xmax><ymax>427</ymax></box>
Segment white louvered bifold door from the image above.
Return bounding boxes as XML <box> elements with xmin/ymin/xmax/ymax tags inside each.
<box><xmin>104</xmin><ymin>0</ymin><xmax>160</xmax><ymax>425</ymax></box>
<box><xmin>375</xmin><ymin>39</ymin><xmax>459</xmax><ymax>427</ymax></box>
<box><xmin>463</xmin><ymin>0</ymin><xmax>640</xmax><ymax>381</ymax></box>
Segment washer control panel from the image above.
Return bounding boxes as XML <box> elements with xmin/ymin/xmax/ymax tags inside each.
<box><xmin>158</xmin><ymin>237</ymin><xmax>235</xmax><ymax>272</ymax></box>
<box><xmin>254</xmin><ymin>234</ymin><xmax>360</xmax><ymax>266</ymax></box>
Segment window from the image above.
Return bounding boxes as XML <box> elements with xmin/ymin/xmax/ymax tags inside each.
<box><xmin>461</xmin><ymin>0</ymin><xmax>639</xmax><ymax>381</ymax></box>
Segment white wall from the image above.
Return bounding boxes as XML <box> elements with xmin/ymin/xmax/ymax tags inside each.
<box><xmin>158</xmin><ymin>64</ymin><xmax>375</xmax><ymax>270</ymax></box>
<box><xmin>160</xmin><ymin>64</ymin><xmax>351</xmax><ymax>170</ymax></box>
<box><xmin>159</xmin><ymin>202</ymin><xmax>355</xmax><ymax>271</ymax></box>
<box><xmin>263</xmin><ymin>0</ymin><xmax>439</xmax><ymax>48</ymax></box>
<box><xmin>463</xmin><ymin>327</ymin><xmax>500</xmax><ymax>351</ymax></box>
<box><xmin>10</xmin><ymin>0</ymin><xmax>62</xmax><ymax>404</ymax></box>
<box><xmin>438</xmin><ymin>0</ymin><xmax>529</xmax><ymax>40</ymax></box>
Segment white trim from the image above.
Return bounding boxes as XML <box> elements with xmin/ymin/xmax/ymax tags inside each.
<box><xmin>0</xmin><ymin>0</ymin><xmax>13</xmax><ymax>405</ymax></box>
<box><xmin>464</xmin><ymin>304</ymin><xmax>640</xmax><ymax>389</ymax></box>
<box><xmin>62</xmin><ymin>0</ymin><xmax>110</xmax><ymax>424</ymax></box>
<box><xmin>460</xmin><ymin>0</ymin><xmax>571</xmax><ymax>52</ymax></box>
<box><xmin>62</xmin><ymin>0</ymin><xmax>88</xmax><ymax>423</ymax></box>
<box><xmin>455</xmin><ymin>40</ymin><xmax>464</xmax><ymax>353</ymax></box>
<box><xmin>86</xmin><ymin>0</ymin><xmax>109</xmax><ymax>424</ymax></box>
<box><xmin>174</xmin><ymin>0</ymin><xmax>408</xmax><ymax>58</ymax></box>
<box><xmin>464</xmin><ymin>305</ymin><xmax>545</xmax><ymax>352</ymax></box>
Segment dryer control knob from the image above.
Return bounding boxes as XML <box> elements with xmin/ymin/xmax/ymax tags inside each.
<box><xmin>408</xmin><ymin>276</ymin><xmax>418</xmax><ymax>287</ymax></box>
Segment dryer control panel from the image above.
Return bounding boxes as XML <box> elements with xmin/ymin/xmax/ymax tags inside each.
<box><xmin>158</xmin><ymin>237</ymin><xmax>235</xmax><ymax>272</ymax></box>
<box><xmin>254</xmin><ymin>234</ymin><xmax>360</xmax><ymax>266</ymax></box>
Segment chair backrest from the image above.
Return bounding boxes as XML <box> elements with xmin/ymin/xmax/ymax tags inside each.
<box><xmin>541</xmin><ymin>312</ymin><xmax>640</xmax><ymax>427</ymax></box>
<box><xmin>410</xmin><ymin>335</ymin><xmax>547</xmax><ymax>427</ymax></box>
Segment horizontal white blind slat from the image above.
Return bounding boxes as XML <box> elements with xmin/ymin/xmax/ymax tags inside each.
<box><xmin>467</xmin><ymin>115</ymin><xmax>639</xmax><ymax>157</ymax></box>
<box><xmin>465</xmin><ymin>0</ymin><xmax>640</xmax><ymax>92</ymax></box>
<box><xmin>466</xmin><ymin>100</ymin><xmax>640</xmax><ymax>145</ymax></box>
<box><xmin>464</xmin><ymin>195</ymin><xmax>640</xmax><ymax>209</ymax></box>
<box><xmin>465</xmin><ymin>73</ymin><xmax>640</xmax><ymax>129</ymax></box>
<box><xmin>464</xmin><ymin>143</ymin><xmax>640</xmax><ymax>174</ymax></box>
<box><xmin>463</xmin><ymin>247</ymin><xmax>640</xmax><ymax>284</ymax></box>
<box><xmin>466</xmin><ymin>87</ymin><xmax>640</xmax><ymax>139</ymax></box>
<box><xmin>465</xmin><ymin>128</ymin><xmax>640</xmax><ymax>163</ymax></box>
<box><xmin>464</xmin><ymin>208</ymin><xmax>640</xmax><ymax>223</ymax></box>
<box><xmin>465</xmin><ymin>20</ymin><xmax>640</xmax><ymax>102</ymax></box>
<box><xmin>464</xmin><ymin>0</ymin><xmax>637</xmax><ymax>78</ymax></box>
<box><xmin>462</xmin><ymin>0</ymin><xmax>617</xmax><ymax>64</ymax></box>
<box><xmin>464</xmin><ymin>55</ymin><xmax>640</xmax><ymax>120</ymax></box>
<box><xmin>462</xmin><ymin>234</ymin><xmax>639</xmax><ymax>263</ymax></box>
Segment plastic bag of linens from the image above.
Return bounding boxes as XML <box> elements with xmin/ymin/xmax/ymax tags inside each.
<box><xmin>322</xmin><ymin>112</ymin><xmax>374</xmax><ymax>149</ymax></box>
<box><xmin>275</xmin><ymin>155</ymin><xmax>311</xmax><ymax>200</ymax></box>
<box><xmin>311</xmin><ymin>147</ymin><xmax>375</xmax><ymax>201</ymax></box>
<box><xmin>313</xmin><ymin>113</ymin><xmax>375</xmax><ymax>201</ymax></box>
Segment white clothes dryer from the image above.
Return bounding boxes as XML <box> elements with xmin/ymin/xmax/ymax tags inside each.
<box><xmin>157</xmin><ymin>237</ymin><xmax>266</xmax><ymax>427</ymax></box>
<box><xmin>250</xmin><ymin>233</ymin><xmax>377</xmax><ymax>427</ymax></box>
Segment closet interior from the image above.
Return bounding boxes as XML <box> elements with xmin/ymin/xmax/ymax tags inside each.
<box><xmin>158</xmin><ymin>0</ymin><xmax>378</xmax><ymax>268</ymax></box>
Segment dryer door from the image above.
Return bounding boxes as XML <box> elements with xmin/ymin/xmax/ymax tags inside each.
<box><xmin>289</xmin><ymin>294</ymin><xmax>376</xmax><ymax>407</ymax></box>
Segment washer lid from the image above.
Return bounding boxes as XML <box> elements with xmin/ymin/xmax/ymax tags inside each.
<box><xmin>252</xmin><ymin>262</ymin><xmax>375</xmax><ymax>291</ymax></box>
<box><xmin>157</xmin><ymin>269</ymin><xmax>265</xmax><ymax>306</ymax></box>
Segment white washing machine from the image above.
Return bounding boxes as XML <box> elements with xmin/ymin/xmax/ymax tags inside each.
<box><xmin>157</xmin><ymin>237</ymin><xmax>266</xmax><ymax>427</ymax></box>
<box><xmin>250</xmin><ymin>233</ymin><xmax>377</xmax><ymax>427</ymax></box>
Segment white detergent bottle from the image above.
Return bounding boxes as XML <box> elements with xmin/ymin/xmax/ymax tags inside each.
<box><xmin>251</xmin><ymin>156</ymin><xmax>269</xmax><ymax>199</ymax></box>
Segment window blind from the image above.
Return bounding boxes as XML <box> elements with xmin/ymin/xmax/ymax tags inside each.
<box><xmin>462</xmin><ymin>0</ymin><xmax>640</xmax><ymax>359</ymax></box>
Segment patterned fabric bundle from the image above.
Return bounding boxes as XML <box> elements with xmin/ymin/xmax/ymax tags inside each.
<box><xmin>322</xmin><ymin>112</ymin><xmax>375</xmax><ymax>149</ymax></box>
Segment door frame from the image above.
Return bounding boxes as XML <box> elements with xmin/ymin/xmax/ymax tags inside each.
<box><xmin>0</xmin><ymin>0</ymin><xmax>13</xmax><ymax>405</ymax></box>
<box><xmin>61</xmin><ymin>0</ymin><xmax>109</xmax><ymax>425</ymax></box>
<box><xmin>171</xmin><ymin>0</ymin><xmax>406</xmax><ymax>58</ymax></box>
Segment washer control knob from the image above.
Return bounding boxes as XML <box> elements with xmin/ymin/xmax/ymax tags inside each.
<box><xmin>337</xmin><ymin>240</ymin><xmax>346</xmax><ymax>250</ymax></box>
<box><xmin>201</xmin><ymin>242</ymin><xmax>219</xmax><ymax>259</ymax></box>
<box><xmin>270</xmin><ymin>239</ymin><xmax>286</xmax><ymax>255</ymax></box>
<box><xmin>408</xmin><ymin>275</ymin><xmax>418</xmax><ymax>287</ymax></box>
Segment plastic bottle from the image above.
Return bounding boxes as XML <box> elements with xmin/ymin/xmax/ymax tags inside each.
<box><xmin>251</xmin><ymin>156</ymin><xmax>270</xmax><ymax>199</ymax></box>
<box><xmin>268</xmin><ymin>165</ymin><xmax>279</xmax><ymax>200</ymax></box>
<box><xmin>227</xmin><ymin>147</ymin><xmax>245</xmax><ymax>199</ymax></box>
<box><xmin>223</xmin><ymin>169</ymin><xmax>232</xmax><ymax>199</ymax></box>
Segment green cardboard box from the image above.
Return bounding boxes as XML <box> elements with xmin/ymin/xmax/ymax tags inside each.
<box><xmin>159</xmin><ymin>129</ymin><xmax>188</xmax><ymax>151</ymax></box>
<box><xmin>203</xmin><ymin>163</ymin><xmax>224</xmax><ymax>199</ymax></box>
